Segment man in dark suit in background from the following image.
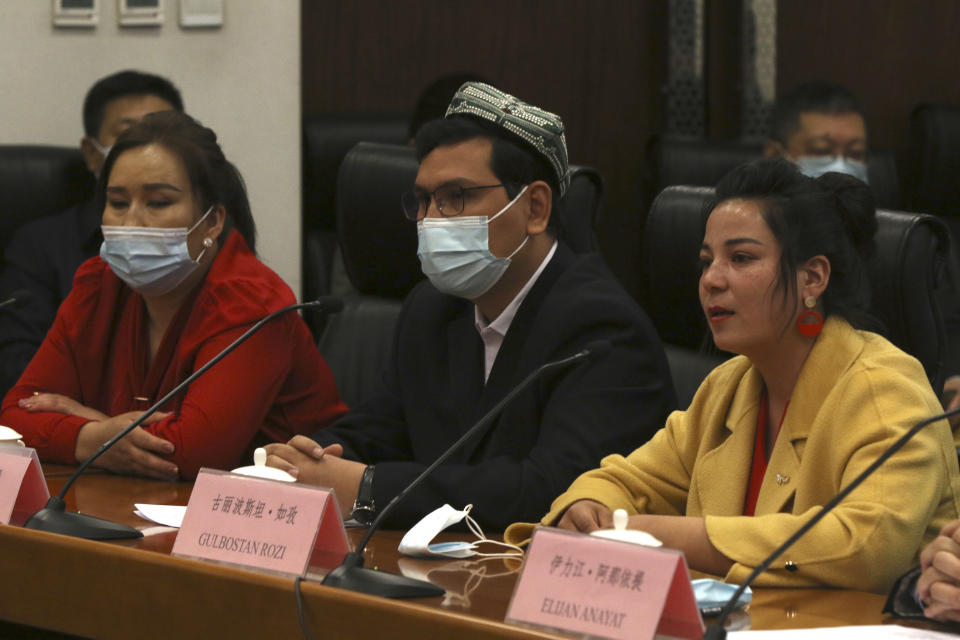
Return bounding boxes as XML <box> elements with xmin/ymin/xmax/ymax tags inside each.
<box><xmin>0</xmin><ymin>70</ymin><xmax>183</xmax><ymax>398</ymax></box>
<box><xmin>266</xmin><ymin>82</ymin><xmax>676</xmax><ymax>530</ymax></box>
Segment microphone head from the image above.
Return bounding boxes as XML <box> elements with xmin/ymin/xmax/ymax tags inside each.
<box><xmin>582</xmin><ymin>340</ymin><xmax>613</xmax><ymax>361</ymax></box>
<box><xmin>307</xmin><ymin>296</ymin><xmax>344</xmax><ymax>314</ymax></box>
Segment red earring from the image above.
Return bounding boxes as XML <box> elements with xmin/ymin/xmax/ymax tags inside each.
<box><xmin>797</xmin><ymin>296</ymin><xmax>822</xmax><ymax>338</ymax></box>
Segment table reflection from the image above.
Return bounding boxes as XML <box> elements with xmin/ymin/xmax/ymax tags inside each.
<box><xmin>398</xmin><ymin>556</ymin><xmax>521</xmax><ymax>608</ymax></box>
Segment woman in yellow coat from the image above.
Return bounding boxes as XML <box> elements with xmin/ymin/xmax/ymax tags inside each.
<box><xmin>505</xmin><ymin>158</ymin><xmax>960</xmax><ymax>594</ymax></box>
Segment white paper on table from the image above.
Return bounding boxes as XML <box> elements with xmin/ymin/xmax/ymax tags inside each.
<box><xmin>134</xmin><ymin>503</ymin><xmax>186</xmax><ymax>528</ymax></box>
<box><xmin>729</xmin><ymin>625</ymin><xmax>958</xmax><ymax>639</ymax></box>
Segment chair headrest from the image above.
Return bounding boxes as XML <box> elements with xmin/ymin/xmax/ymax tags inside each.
<box><xmin>0</xmin><ymin>145</ymin><xmax>94</xmax><ymax>245</ymax></box>
<box><xmin>303</xmin><ymin>112</ymin><xmax>410</xmax><ymax>232</ymax></box>
<box><xmin>336</xmin><ymin>142</ymin><xmax>423</xmax><ymax>299</ymax></box>
<box><xmin>561</xmin><ymin>165</ymin><xmax>603</xmax><ymax>253</ymax></box>
<box><xmin>642</xmin><ymin>185</ymin><xmax>713</xmax><ymax>348</ymax></box>
<box><xmin>870</xmin><ymin>209</ymin><xmax>951</xmax><ymax>389</ymax></box>
<box><xmin>906</xmin><ymin>104</ymin><xmax>960</xmax><ymax>216</ymax></box>
<box><xmin>647</xmin><ymin>135</ymin><xmax>762</xmax><ymax>192</ymax></box>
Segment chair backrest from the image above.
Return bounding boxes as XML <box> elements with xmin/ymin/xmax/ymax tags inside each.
<box><xmin>641</xmin><ymin>185</ymin><xmax>713</xmax><ymax>349</ymax></box>
<box><xmin>0</xmin><ymin>145</ymin><xmax>94</xmax><ymax>262</ymax></box>
<box><xmin>317</xmin><ymin>141</ymin><xmax>422</xmax><ymax>407</ymax></box>
<box><xmin>647</xmin><ymin>135</ymin><xmax>761</xmax><ymax>195</ymax></box>
<box><xmin>643</xmin><ymin>185</ymin><xmax>951</xmax><ymax>388</ymax></box>
<box><xmin>316</xmin><ymin>295</ymin><xmax>403</xmax><ymax>408</ymax></box>
<box><xmin>302</xmin><ymin>112</ymin><xmax>411</xmax><ymax>233</ymax></box>
<box><xmin>904</xmin><ymin>103</ymin><xmax>960</xmax><ymax>219</ymax></box>
<box><xmin>869</xmin><ymin>209</ymin><xmax>951</xmax><ymax>390</ymax></box>
<box><xmin>646</xmin><ymin>135</ymin><xmax>901</xmax><ymax>209</ymax></box>
<box><xmin>336</xmin><ymin>142</ymin><xmax>423</xmax><ymax>299</ymax></box>
<box><xmin>301</xmin><ymin>112</ymin><xmax>411</xmax><ymax>302</ymax></box>
<box><xmin>558</xmin><ymin>165</ymin><xmax>604</xmax><ymax>253</ymax></box>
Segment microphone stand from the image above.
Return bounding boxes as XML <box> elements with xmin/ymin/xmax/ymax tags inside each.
<box><xmin>24</xmin><ymin>298</ymin><xmax>342</xmax><ymax>541</ymax></box>
<box><xmin>321</xmin><ymin>342</ymin><xmax>610</xmax><ymax>599</ymax></box>
<box><xmin>703</xmin><ymin>405</ymin><xmax>960</xmax><ymax>639</ymax></box>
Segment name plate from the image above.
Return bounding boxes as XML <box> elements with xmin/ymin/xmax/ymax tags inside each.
<box><xmin>0</xmin><ymin>446</ymin><xmax>49</xmax><ymax>526</ymax></box>
<box><xmin>172</xmin><ymin>468</ymin><xmax>349</xmax><ymax>576</ymax></box>
<box><xmin>506</xmin><ymin>526</ymin><xmax>703</xmax><ymax>640</ymax></box>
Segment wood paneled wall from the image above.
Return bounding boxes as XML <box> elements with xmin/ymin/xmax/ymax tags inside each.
<box><xmin>302</xmin><ymin>0</ymin><xmax>668</xmax><ymax>296</ymax></box>
<box><xmin>778</xmin><ymin>0</ymin><xmax>960</xmax><ymax>150</ymax></box>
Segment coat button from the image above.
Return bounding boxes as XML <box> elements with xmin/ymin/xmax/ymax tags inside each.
<box><xmin>784</xmin><ymin>561</ymin><xmax>798</xmax><ymax>572</ymax></box>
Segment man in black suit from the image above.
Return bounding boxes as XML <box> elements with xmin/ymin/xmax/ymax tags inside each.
<box><xmin>266</xmin><ymin>83</ymin><xmax>676</xmax><ymax>529</ymax></box>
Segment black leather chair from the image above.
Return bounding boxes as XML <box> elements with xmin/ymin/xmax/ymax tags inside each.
<box><xmin>904</xmin><ymin>104</ymin><xmax>960</xmax><ymax>240</ymax></box>
<box><xmin>315</xmin><ymin>142</ymin><xmax>420</xmax><ymax>407</ymax></box>
<box><xmin>870</xmin><ymin>209</ymin><xmax>952</xmax><ymax>391</ymax></box>
<box><xmin>646</xmin><ymin>135</ymin><xmax>902</xmax><ymax>209</ymax></box>
<box><xmin>302</xmin><ymin>112</ymin><xmax>411</xmax><ymax>303</ymax></box>
<box><xmin>643</xmin><ymin>185</ymin><xmax>952</xmax><ymax>390</ymax></box>
<box><xmin>315</xmin><ymin>141</ymin><xmax>608</xmax><ymax>406</ymax></box>
<box><xmin>0</xmin><ymin>145</ymin><xmax>94</xmax><ymax>267</ymax></box>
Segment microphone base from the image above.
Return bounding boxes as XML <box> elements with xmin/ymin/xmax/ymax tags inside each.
<box><xmin>24</xmin><ymin>496</ymin><xmax>143</xmax><ymax>541</ymax></box>
<box><xmin>321</xmin><ymin>563</ymin><xmax>443</xmax><ymax>599</ymax></box>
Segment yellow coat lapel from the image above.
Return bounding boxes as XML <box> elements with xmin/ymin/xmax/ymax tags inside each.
<box><xmin>692</xmin><ymin>366</ymin><xmax>764</xmax><ymax>516</ymax></box>
<box><xmin>756</xmin><ymin>317</ymin><xmax>861</xmax><ymax>514</ymax></box>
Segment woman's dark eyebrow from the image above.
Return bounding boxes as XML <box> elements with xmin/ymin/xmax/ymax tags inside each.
<box><xmin>142</xmin><ymin>183</ymin><xmax>183</xmax><ymax>192</ymax></box>
<box><xmin>724</xmin><ymin>237</ymin><xmax>763</xmax><ymax>247</ymax></box>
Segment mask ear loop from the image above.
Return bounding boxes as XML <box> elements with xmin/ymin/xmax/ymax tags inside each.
<box><xmin>463</xmin><ymin>510</ymin><xmax>524</xmax><ymax>559</ymax></box>
<box><xmin>486</xmin><ymin>184</ymin><xmax>529</xmax><ymax>223</ymax></box>
<box><xmin>189</xmin><ymin>205</ymin><xmax>217</xmax><ymax>264</ymax></box>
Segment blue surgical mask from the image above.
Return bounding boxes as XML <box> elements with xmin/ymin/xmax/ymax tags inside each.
<box><xmin>100</xmin><ymin>206</ymin><xmax>214</xmax><ymax>297</ymax></box>
<box><xmin>792</xmin><ymin>155</ymin><xmax>869</xmax><ymax>184</ymax></box>
<box><xmin>417</xmin><ymin>185</ymin><xmax>529</xmax><ymax>299</ymax></box>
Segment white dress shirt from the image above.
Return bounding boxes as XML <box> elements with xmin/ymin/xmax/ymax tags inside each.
<box><xmin>474</xmin><ymin>241</ymin><xmax>558</xmax><ymax>381</ymax></box>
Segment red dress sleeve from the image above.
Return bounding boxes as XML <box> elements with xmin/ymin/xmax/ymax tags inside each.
<box><xmin>0</xmin><ymin>260</ymin><xmax>107</xmax><ymax>463</ymax></box>
<box><xmin>141</xmin><ymin>313</ymin><xmax>327</xmax><ymax>478</ymax></box>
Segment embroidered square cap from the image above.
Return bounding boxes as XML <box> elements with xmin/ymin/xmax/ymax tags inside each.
<box><xmin>445</xmin><ymin>82</ymin><xmax>570</xmax><ymax>196</ymax></box>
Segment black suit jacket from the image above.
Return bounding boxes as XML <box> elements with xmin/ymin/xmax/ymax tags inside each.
<box><xmin>313</xmin><ymin>245</ymin><xmax>677</xmax><ymax>529</ymax></box>
<box><xmin>0</xmin><ymin>199</ymin><xmax>101</xmax><ymax>397</ymax></box>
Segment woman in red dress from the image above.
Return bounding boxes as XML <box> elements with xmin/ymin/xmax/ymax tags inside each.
<box><xmin>0</xmin><ymin>111</ymin><xmax>346</xmax><ymax>479</ymax></box>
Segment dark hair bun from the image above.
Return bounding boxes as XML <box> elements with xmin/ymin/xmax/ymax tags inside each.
<box><xmin>815</xmin><ymin>172</ymin><xmax>877</xmax><ymax>260</ymax></box>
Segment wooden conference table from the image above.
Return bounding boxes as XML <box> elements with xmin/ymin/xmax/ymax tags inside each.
<box><xmin>0</xmin><ymin>466</ymin><xmax>932</xmax><ymax>639</ymax></box>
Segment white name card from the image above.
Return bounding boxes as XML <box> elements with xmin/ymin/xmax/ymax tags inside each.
<box><xmin>506</xmin><ymin>526</ymin><xmax>703</xmax><ymax>640</ymax></box>
<box><xmin>172</xmin><ymin>468</ymin><xmax>349</xmax><ymax>576</ymax></box>
<box><xmin>0</xmin><ymin>445</ymin><xmax>49</xmax><ymax>526</ymax></box>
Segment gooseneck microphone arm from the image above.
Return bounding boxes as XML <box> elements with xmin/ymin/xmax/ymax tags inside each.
<box><xmin>0</xmin><ymin>289</ymin><xmax>33</xmax><ymax>311</ymax></box>
<box><xmin>24</xmin><ymin>297</ymin><xmax>343</xmax><ymax>541</ymax></box>
<box><xmin>703</xmin><ymin>404</ymin><xmax>960</xmax><ymax>639</ymax></box>
<box><xmin>321</xmin><ymin>340</ymin><xmax>612</xmax><ymax>599</ymax></box>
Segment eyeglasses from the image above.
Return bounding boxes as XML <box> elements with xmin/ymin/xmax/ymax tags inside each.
<box><xmin>401</xmin><ymin>184</ymin><xmax>508</xmax><ymax>221</ymax></box>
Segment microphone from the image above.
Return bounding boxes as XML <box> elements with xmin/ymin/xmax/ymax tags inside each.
<box><xmin>23</xmin><ymin>297</ymin><xmax>344</xmax><ymax>540</ymax></box>
<box><xmin>702</xmin><ymin>404</ymin><xmax>960</xmax><ymax>639</ymax></box>
<box><xmin>0</xmin><ymin>289</ymin><xmax>34</xmax><ymax>310</ymax></box>
<box><xmin>321</xmin><ymin>339</ymin><xmax>612</xmax><ymax>599</ymax></box>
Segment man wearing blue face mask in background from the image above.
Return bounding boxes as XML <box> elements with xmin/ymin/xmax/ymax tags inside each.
<box><xmin>265</xmin><ymin>82</ymin><xmax>676</xmax><ymax>530</ymax></box>
<box><xmin>763</xmin><ymin>80</ymin><xmax>869</xmax><ymax>183</ymax></box>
